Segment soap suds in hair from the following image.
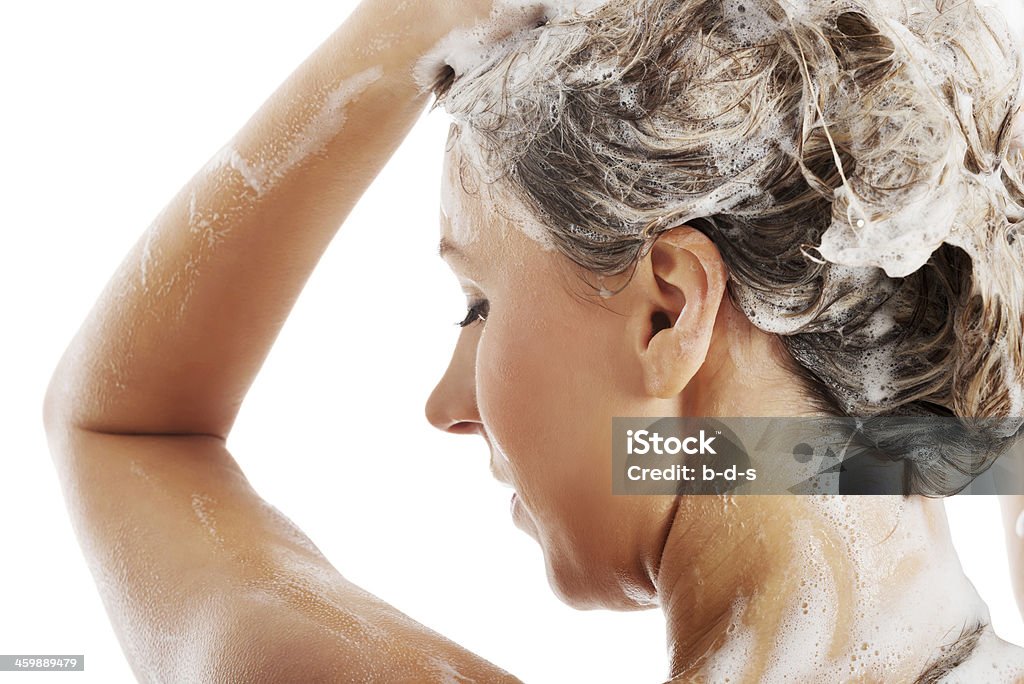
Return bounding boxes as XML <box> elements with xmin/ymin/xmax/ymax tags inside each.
<box><xmin>414</xmin><ymin>0</ymin><xmax>607</xmax><ymax>93</ymax></box>
<box><xmin>433</xmin><ymin>0</ymin><xmax>1024</xmax><ymax>445</ymax></box>
<box><xmin>442</xmin><ymin>124</ymin><xmax>558</xmax><ymax>251</ymax></box>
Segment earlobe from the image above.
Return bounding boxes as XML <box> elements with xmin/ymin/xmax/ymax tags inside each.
<box><xmin>638</xmin><ymin>227</ymin><xmax>728</xmax><ymax>399</ymax></box>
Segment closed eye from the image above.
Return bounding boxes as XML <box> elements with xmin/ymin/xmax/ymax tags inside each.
<box><xmin>456</xmin><ymin>300</ymin><xmax>489</xmax><ymax>328</ymax></box>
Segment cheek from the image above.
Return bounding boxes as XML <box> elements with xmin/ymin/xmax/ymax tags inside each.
<box><xmin>475</xmin><ymin>298</ymin><xmax>670</xmax><ymax>607</ymax></box>
<box><xmin>475</xmin><ymin>299</ymin><xmax>621</xmax><ymax>532</ymax></box>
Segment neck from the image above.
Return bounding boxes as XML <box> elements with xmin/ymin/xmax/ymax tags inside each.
<box><xmin>685</xmin><ymin>297</ymin><xmax>825</xmax><ymax>418</ymax></box>
<box><xmin>654</xmin><ymin>495</ymin><xmax>990</xmax><ymax>681</ymax></box>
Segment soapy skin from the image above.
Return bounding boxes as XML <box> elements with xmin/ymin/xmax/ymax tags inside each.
<box><xmin>42</xmin><ymin>0</ymin><xmax>1024</xmax><ymax>681</ymax></box>
<box><xmin>432</xmin><ymin>134</ymin><xmax>1024</xmax><ymax>680</ymax></box>
<box><xmin>43</xmin><ymin>1</ymin><xmax>528</xmax><ymax>680</ymax></box>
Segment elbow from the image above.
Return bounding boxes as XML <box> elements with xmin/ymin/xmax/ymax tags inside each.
<box><xmin>43</xmin><ymin>371</ymin><xmax>70</xmax><ymax>435</ymax></box>
<box><xmin>42</xmin><ymin>343</ymin><xmax>86</xmax><ymax>448</ymax></box>
<box><xmin>42</xmin><ymin>366</ymin><xmax>78</xmax><ymax>462</ymax></box>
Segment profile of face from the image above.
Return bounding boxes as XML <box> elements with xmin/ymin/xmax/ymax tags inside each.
<box><xmin>424</xmin><ymin>133</ymin><xmax>798</xmax><ymax>610</ymax></box>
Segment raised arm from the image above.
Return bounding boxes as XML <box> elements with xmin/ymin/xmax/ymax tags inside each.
<box><xmin>42</xmin><ymin>0</ymin><xmax>489</xmax><ymax>438</ymax></box>
<box><xmin>41</xmin><ymin>1</ymin><xmax>539</xmax><ymax>680</ymax></box>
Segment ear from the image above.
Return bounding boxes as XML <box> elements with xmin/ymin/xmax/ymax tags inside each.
<box><xmin>637</xmin><ymin>226</ymin><xmax>728</xmax><ymax>399</ymax></box>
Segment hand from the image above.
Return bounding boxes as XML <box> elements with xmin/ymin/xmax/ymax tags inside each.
<box><xmin>414</xmin><ymin>0</ymin><xmax>592</xmax><ymax>90</ymax></box>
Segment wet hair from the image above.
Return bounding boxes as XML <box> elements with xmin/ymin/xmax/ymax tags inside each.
<box><xmin>432</xmin><ymin>0</ymin><xmax>1024</xmax><ymax>497</ymax></box>
<box><xmin>913</xmin><ymin>620</ymin><xmax>987</xmax><ymax>684</ymax></box>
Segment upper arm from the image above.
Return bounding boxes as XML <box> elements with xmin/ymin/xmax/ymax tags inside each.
<box><xmin>44</xmin><ymin>427</ymin><xmax>520</xmax><ymax>683</ymax></box>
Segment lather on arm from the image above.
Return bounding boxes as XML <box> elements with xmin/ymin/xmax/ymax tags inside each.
<box><xmin>41</xmin><ymin>1</ymin><xmax>535</xmax><ymax>680</ymax></box>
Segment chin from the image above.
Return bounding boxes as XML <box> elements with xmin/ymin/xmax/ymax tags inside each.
<box><xmin>539</xmin><ymin>544</ymin><xmax>652</xmax><ymax>612</ymax></box>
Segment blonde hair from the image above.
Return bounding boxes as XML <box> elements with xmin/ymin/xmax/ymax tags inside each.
<box><xmin>433</xmin><ymin>0</ymin><xmax>1024</xmax><ymax>495</ymax></box>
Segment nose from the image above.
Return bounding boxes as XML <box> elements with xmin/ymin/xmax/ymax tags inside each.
<box><xmin>425</xmin><ymin>328</ymin><xmax>482</xmax><ymax>436</ymax></box>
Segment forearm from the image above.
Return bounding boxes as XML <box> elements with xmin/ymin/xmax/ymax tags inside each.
<box><xmin>44</xmin><ymin>0</ymin><xmax>454</xmax><ymax>438</ymax></box>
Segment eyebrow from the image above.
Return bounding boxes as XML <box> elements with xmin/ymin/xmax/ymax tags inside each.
<box><xmin>437</xmin><ymin>237</ymin><xmax>468</xmax><ymax>263</ymax></box>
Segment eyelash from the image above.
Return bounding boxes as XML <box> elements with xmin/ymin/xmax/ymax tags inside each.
<box><xmin>456</xmin><ymin>299</ymin><xmax>489</xmax><ymax>328</ymax></box>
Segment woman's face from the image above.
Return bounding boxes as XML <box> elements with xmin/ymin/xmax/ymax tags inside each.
<box><xmin>425</xmin><ymin>141</ymin><xmax>680</xmax><ymax>610</ymax></box>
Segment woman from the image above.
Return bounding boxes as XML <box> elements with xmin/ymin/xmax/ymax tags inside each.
<box><xmin>42</xmin><ymin>0</ymin><xmax>1024</xmax><ymax>680</ymax></box>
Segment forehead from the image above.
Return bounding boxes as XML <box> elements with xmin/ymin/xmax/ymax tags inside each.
<box><xmin>439</xmin><ymin>126</ymin><xmax>560</xmax><ymax>258</ymax></box>
<box><xmin>439</xmin><ymin>130</ymin><xmax>510</xmax><ymax>256</ymax></box>
<box><xmin>439</xmin><ymin>137</ymin><xmax>475</xmax><ymax>241</ymax></box>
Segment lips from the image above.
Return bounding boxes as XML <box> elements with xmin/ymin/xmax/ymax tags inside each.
<box><xmin>491</xmin><ymin>466</ymin><xmax>515</xmax><ymax>488</ymax></box>
<box><xmin>488</xmin><ymin>451</ymin><xmax>515</xmax><ymax>488</ymax></box>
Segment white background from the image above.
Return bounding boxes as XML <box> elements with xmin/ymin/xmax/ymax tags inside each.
<box><xmin>2</xmin><ymin>2</ymin><xmax>1023</xmax><ymax>682</ymax></box>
